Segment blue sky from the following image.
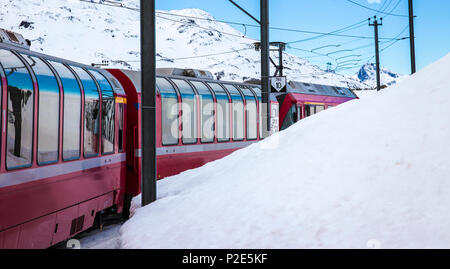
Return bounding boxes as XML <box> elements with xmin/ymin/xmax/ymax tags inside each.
<box><xmin>156</xmin><ymin>0</ymin><xmax>450</xmax><ymax>76</ymax></box>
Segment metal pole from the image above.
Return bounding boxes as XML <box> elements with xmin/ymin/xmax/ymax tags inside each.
<box><xmin>374</xmin><ymin>20</ymin><xmax>381</xmax><ymax>92</ymax></box>
<box><xmin>278</xmin><ymin>45</ymin><xmax>283</xmax><ymax>76</ymax></box>
<box><xmin>260</xmin><ymin>0</ymin><xmax>270</xmax><ymax>132</ymax></box>
<box><xmin>408</xmin><ymin>0</ymin><xmax>416</xmax><ymax>74</ymax></box>
<box><xmin>141</xmin><ymin>0</ymin><xmax>157</xmax><ymax>206</ymax></box>
<box><xmin>370</xmin><ymin>17</ymin><xmax>382</xmax><ymax>92</ymax></box>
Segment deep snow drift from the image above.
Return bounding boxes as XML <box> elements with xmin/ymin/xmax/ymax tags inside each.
<box><xmin>121</xmin><ymin>54</ymin><xmax>450</xmax><ymax>249</ymax></box>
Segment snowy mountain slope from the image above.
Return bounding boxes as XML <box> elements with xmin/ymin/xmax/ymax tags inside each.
<box><xmin>357</xmin><ymin>63</ymin><xmax>405</xmax><ymax>88</ymax></box>
<box><xmin>0</xmin><ymin>0</ymin><xmax>369</xmax><ymax>88</ymax></box>
<box><xmin>122</xmin><ymin>53</ymin><xmax>450</xmax><ymax>249</ymax></box>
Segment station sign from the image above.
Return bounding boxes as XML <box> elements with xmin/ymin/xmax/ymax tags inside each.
<box><xmin>270</xmin><ymin>76</ymin><xmax>287</xmax><ymax>93</ymax></box>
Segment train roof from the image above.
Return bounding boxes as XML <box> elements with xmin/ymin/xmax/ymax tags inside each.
<box><xmin>116</xmin><ymin>68</ymin><xmax>263</xmax><ymax>95</ymax></box>
<box><xmin>287</xmin><ymin>81</ymin><xmax>357</xmax><ymax>99</ymax></box>
<box><xmin>0</xmin><ymin>28</ymin><xmax>125</xmax><ymax>95</ymax></box>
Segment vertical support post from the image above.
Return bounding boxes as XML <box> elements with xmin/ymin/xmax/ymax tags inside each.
<box><xmin>369</xmin><ymin>16</ymin><xmax>382</xmax><ymax>92</ymax></box>
<box><xmin>278</xmin><ymin>45</ymin><xmax>283</xmax><ymax>77</ymax></box>
<box><xmin>141</xmin><ymin>0</ymin><xmax>157</xmax><ymax>206</ymax></box>
<box><xmin>408</xmin><ymin>0</ymin><xmax>416</xmax><ymax>74</ymax></box>
<box><xmin>260</xmin><ymin>0</ymin><xmax>270</xmax><ymax>133</ymax></box>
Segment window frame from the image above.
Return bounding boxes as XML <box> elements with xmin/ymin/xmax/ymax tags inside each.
<box><xmin>157</xmin><ymin>77</ymin><xmax>181</xmax><ymax>146</ymax></box>
<box><xmin>71</xmin><ymin>65</ymin><xmax>101</xmax><ymax>158</ymax></box>
<box><xmin>56</xmin><ymin>63</ymin><xmax>83</xmax><ymax>162</ymax></box>
<box><xmin>208</xmin><ymin>82</ymin><xmax>231</xmax><ymax>143</ymax></box>
<box><xmin>170</xmin><ymin>78</ymin><xmax>199</xmax><ymax>145</ymax></box>
<box><xmin>188</xmin><ymin>80</ymin><xmax>216</xmax><ymax>144</ymax></box>
<box><xmin>224</xmin><ymin>84</ymin><xmax>245</xmax><ymax>142</ymax></box>
<box><xmin>237</xmin><ymin>85</ymin><xmax>258</xmax><ymax>141</ymax></box>
<box><xmin>297</xmin><ymin>104</ymin><xmax>303</xmax><ymax>120</ymax></box>
<box><xmin>0</xmin><ymin>59</ymin><xmax>5</xmax><ymax>165</ymax></box>
<box><xmin>3</xmin><ymin>50</ymin><xmax>36</xmax><ymax>170</ymax></box>
<box><xmin>87</xmin><ymin>69</ymin><xmax>116</xmax><ymax>156</ymax></box>
<box><xmin>248</xmin><ymin>86</ymin><xmax>262</xmax><ymax>140</ymax></box>
<box><xmin>117</xmin><ymin>102</ymin><xmax>125</xmax><ymax>153</ymax></box>
<box><xmin>20</xmin><ymin>54</ymin><xmax>62</xmax><ymax>166</ymax></box>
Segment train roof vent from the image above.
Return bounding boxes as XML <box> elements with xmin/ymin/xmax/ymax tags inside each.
<box><xmin>0</xmin><ymin>28</ymin><xmax>30</xmax><ymax>50</ymax></box>
<box><xmin>156</xmin><ymin>68</ymin><xmax>214</xmax><ymax>79</ymax></box>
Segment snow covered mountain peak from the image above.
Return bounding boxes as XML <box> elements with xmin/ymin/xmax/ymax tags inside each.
<box><xmin>1</xmin><ymin>0</ymin><xmax>370</xmax><ymax>88</ymax></box>
<box><xmin>357</xmin><ymin>63</ymin><xmax>404</xmax><ymax>88</ymax></box>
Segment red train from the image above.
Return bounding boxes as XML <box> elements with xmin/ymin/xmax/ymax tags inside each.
<box><xmin>0</xmin><ymin>29</ymin><xmax>357</xmax><ymax>249</ymax></box>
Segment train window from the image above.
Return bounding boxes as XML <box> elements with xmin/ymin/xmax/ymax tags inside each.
<box><xmin>224</xmin><ymin>84</ymin><xmax>244</xmax><ymax>141</ymax></box>
<box><xmin>251</xmin><ymin>87</ymin><xmax>263</xmax><ymax>139</ymax></box>
<box><xmin>297</xmin><ymin>105</ymin><xmax>303</xmax><ymax>120</ymax></box>
<box><xmin>305</xmin><ymin>104</ymin><xmax>325</xmax><ymax>117</ymax></box>
<box><xmin>156</xmin><ymin>77</ymin><xmax>179</xmax><ymax>145</ymax></box>
<box><xmin>71</xmin><ymin>66</ymin><xmax>100</xmax><ymax>157</ymax></box>
<box><xmin>0</xmin><ymin>49</ymin><xmax>34</xmax><ymax>169</ymax></box>
<box><xmin>316</xmin><ymin>105</ymin><xmax>324</xmax><ymax>113</ymax></box>
<box><xmin>21</xmin><ymin>54</ymin><xmax>60</xmax><ymax>165</ymax></box>
<box><xmin>208</xmin><ymin>83</ymin><xmax>229</xmax><ymax>142</ymax></box>
<box><xmin>171</xmin><ymin>79</ymin><xmax>197</xmax><ymax>144</ymax></box>
<box><xmin>89</xmin><ymin>70</ymin><xmax>115</xmax><ymax>154</ymax></box>
<box><xmin>251</xmin><ymin>87</ymin><xmax>262</xmax><ymax>98</ymax></box>
<box><xmin>305</xmin><ymin>105</ymin><xmax>314</xmax><ymax>117</ymax></box>
<box><xmin>49</xmin><ymin>61</ymin><xmax>81</xmax><ymax>161</ymax></box>
<box><xmin>280</xmin><ymin>104</ymin><xmax>298</xmax><ymax>131</ymax></box>
<box><xmin>190</xmin><ymin>81</ymin><xmax>214</xmax><ymax>143</ymax></box>
<box><xmin>246</xmin><ymin>99</ymin><xmax>257</xmax><ymax>140</ymax></box>
<box><xmin>118</xmin><ymin>103</ymin><xmax>124</xmax><ymax>152</ymax></box>
<box><xmin>238</xmin><ymin>86</ymin><xmax>257</xmax><ymax>140</ymax></box>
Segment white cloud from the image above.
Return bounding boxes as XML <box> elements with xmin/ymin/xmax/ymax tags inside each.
<box><xmin>367</xmin><ymin>0</ymin><xmax>381</xmax><ymax>3</ymax></box>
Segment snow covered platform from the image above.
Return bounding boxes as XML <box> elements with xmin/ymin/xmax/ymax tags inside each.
<box><xmin>121</xmin><ymin>54</ymin><xmax>450</xmax><ymax>249</ymax></box>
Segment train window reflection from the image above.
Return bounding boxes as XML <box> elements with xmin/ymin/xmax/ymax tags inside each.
<box><xmin>246</xmin><ymin>100</ymin><xmax>257</xmax><ymax>140</ymax></box>
<box><xmin>89</xmin><ymin>70</ymin><xmax>115</xmax><ymax>154</ymax></box>
<box><xmin>49</xmin><ymin>61</ymin><xmax>81</xmax><ymax>161</ymax></box>
<box><xmin>238</xmin><ymin>86</ymin><xmax>258</xmax><ymax>140</ymax></box>
<box><xmin>0</xmin><ymin>49</ymin><xmax>34</xmax><ymax>169</ymax></box>
<box><xmin>171</xmin><ymin>79</ymin><xmax>197</xmax><ymax>144</ymax></box>
<box><xmin>118</xmin><ymin>103</ymin><xmax>124</xmax><ymax>152</ymax></box>
<box><xmin>21</xmin><ymin>54</ymin><xmax>60</xmax><ymax>165</ymax></box>
<box><xmin>71</xmin><ymin>66</ymin><xmax>100</xmax><ymax>157</ymax></box>
<box><xmin>157</xmin><ymin>77</ymin><xmax>179</xmax><ymax>145</ymax></box>
<box><xmin>208</xmin><ymin>83</ymin><xmax>229</xmax><ymax>142</ymax></box>
<box><xmin>281</xmin><ymin>104</ymin><xmax>297</xmax><ymax>131</ymax></box>
<box><xmin>305</xmin><ymin>104</ymin><xmax>325</xmax><ymax>117</ymax></box>
<box><xmin>190</xmin><ymin>81</ymin><xmax>214</xmax><ymax>143</ymax></box>
<box><xmin>224</xmin><ymin>84</ymin><xmax>244</xmax><ymax>141</ymax></box>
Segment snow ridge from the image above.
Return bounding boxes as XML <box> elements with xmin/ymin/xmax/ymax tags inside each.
<box><xmin>122</xmin><ymin>53</ymin><xmax>450</xmax><ymax>249</ymax></box>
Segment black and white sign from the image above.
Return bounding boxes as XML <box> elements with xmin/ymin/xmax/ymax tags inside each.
<box><xmin>270</xmin><ymin>76</ymin><xmax>287</xmax><ymax>92</ymax></box>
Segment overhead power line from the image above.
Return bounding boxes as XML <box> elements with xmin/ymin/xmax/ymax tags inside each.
<box><xmin>114</xmin><ymin>48</ymin><xmax>253</xmax><ymax>63</ymax></box>
<box><xmin>79</xmin><ymin>0</ymin><xmax>405</xmax><ymax>43</ymax></box>
<box><xmin>156</xmin><ymin>14</ymin><xmax>256</xmax><ymax>40</ymax></box>
<box><xmin>344</xmin><ymin>0</ymin><xmax>409</xmax><ymax>17</ymax></box>
<box><xmin>158</xmin><ymin>48</ymin><xmax>253</xmax><ymax>61</ymax></box>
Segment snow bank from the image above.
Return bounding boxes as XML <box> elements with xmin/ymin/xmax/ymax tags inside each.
<box><xmin>121</xmin><ymin>54</ymin><xmax>450</xmax><ymax>249</ymax></box>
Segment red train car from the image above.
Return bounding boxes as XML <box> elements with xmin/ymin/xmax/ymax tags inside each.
<box><xmin>277</xmin><ymin>81</ymin><xmax>358</xmax><ymax>130</ymax></box>
<box><xmin>0</xmin><ymin>29</ymin><xmax>129</xmax><ymax>249</ymax></box>
<box><xmin>0</xmin><ymin>29</ymin><xmax>357</xmax><ymax>249</ymax></box>
<box><xmin>108</xmin><ymin>68</ymin><xmax>279</xmax><ymax>201</ymax></box>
